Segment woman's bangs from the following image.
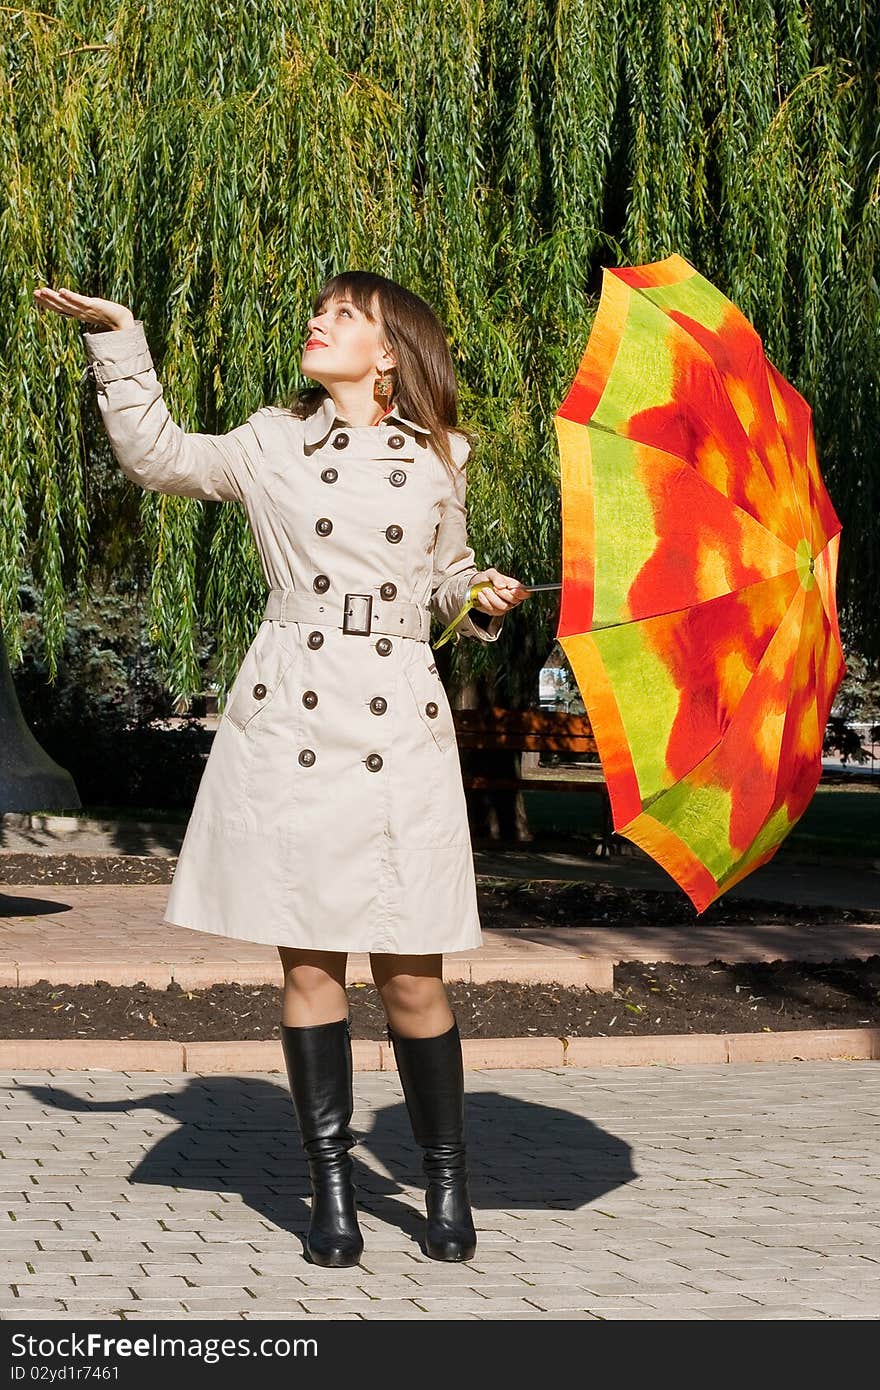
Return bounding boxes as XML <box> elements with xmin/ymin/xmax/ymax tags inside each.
<box><xmin>313</xmin><ymin>273</ymin><xmax>380</xmax><ymax>322</ymax></box>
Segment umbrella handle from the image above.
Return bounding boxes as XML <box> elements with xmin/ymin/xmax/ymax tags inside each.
<box><xmin>433</xmin><ymin>580</ymin><xmax>494</xmax><ymax>648</ymax></box>
<box><xmin>433</xmin><ymin>579</ymin><xmax>562</xmax><ymax>649</ymax></box>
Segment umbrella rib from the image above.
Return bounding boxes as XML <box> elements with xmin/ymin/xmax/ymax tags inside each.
<box><xmin>625</xmin><ymin>287</ymin><xmax>809</xmax><ymax>541</ymax></box>
<box><xmin>635</xmin><ymin>579</ymin><xmax>809</xmax><ymax>816</ymax></box>
<box><xmin>768</xmin><ymin>588</ymin><xmax>817</xmax><ymax>812</ymax></box>
<box><xmin>587</xmin><ymin>567</ymin><xmax>800</xmax><ymax>632</ymax></box>
<box><xmin>584</xmin><ymin>421</ymin><xmax>810</xmax><ymax>557</ymax></box>
<box><xmin>762</xmin><ymin>358</ymin><xmax>812</xmax><ymax>548</ymax></box>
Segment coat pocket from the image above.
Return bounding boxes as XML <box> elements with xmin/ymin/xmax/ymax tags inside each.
<box><xmin>223</xmin><ymin>639</ymin><xmax>295</xmax><ymax>733</ymax></box>
<box><xmin>403</xmin><ymin>652</ymin><xmax>457</xmax><ymax>754</ymax></box>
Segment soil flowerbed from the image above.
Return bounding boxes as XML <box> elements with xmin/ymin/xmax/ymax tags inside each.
<box><xmin>1</xmin><ymin>959</ymin><xmax>878</xmax><ymax>1042</ymax></box>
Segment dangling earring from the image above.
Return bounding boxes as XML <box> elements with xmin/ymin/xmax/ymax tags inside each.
<box><xmin>375</xmin><ymin>370</ymin><xmax>394</xmax><ymax>404</ymax></box>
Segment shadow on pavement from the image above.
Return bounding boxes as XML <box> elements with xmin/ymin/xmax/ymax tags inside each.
<box><xmin>18</xmin><ymin>1076</ymin><xmax>636</xmax><ymax>1256</ymax></box>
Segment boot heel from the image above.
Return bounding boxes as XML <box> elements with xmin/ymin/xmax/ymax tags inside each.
<box><xmin>281</xmin><ymin>1018</ymin><xmax>364</xmax><ymax>1268</ymax></box>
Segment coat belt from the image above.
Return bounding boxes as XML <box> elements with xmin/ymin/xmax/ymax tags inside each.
<box><xmin>262</xmin><ymin>587</ymin><xmax>432</xmax><ymax>641</ymax></box>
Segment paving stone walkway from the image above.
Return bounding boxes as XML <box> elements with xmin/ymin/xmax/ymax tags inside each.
<box><xmin>0</xmin><ymin>883</ymin><xmax>615</xmax><ymax>989</ymax></box>
<box><xmin>2</xmin><ymin>1061</ymin><xmax>879</xmax><ymax>1321</ymax></box>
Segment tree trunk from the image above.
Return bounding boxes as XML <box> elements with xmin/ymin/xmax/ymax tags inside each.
<box><xmin>0</xmin><ymin>629</ymin><xmax>81</xmax><ymax>814</ymax></box>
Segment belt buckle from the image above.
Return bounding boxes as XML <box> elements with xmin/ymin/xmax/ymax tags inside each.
<box><xmin>343</xmin><ymin>593</ymin><xmax>373</xmax><ymax>636</ymax></box>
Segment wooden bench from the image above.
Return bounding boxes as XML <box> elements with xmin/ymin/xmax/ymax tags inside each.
<box><xmin>451</xmin><ymin>707</ymin><xmax>620</xmax><ymax>854</ymax></box>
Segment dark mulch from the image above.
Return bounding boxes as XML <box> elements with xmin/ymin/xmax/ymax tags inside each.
<box><xmin>0</xmin><ymin>853</ymin><xmax>175</xmax><ymax>886</ymax></box>
<box><xmin>2</xmin><ymin>959</ymin><xmax>879</xmax><ymax>1041</ymax></box>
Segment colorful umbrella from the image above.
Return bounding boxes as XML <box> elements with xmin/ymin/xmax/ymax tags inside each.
<box><xmin>554</xmin><ymin>253</ymin><xmax>845</xmax><ymax>913</ymax></box>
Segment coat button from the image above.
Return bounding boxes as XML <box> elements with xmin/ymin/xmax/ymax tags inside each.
<box><xmin>307</xmin><ymin>630</ymin><xmax>324</xmax><ymax>649</ymax></box>
<box><xmin>389</xmin><ymin>469</ymin><xmax>407</xmax><ymax>487</ymax></box>
<box><xmin>376</xmin><ymin>637</ymin><xmax>393</xmax><ymax>656</ymax></box>
<box><xmin>331</xmin><ymin>432</ymin><xmax>349</xmax><ymax>449</ymax></box>
<box><xmin>302</xmin><ymin>690</ymin><xmax>318</xmax><ymax>709</ymax></box>
<box><xmin>380</xmin><ymin>582</ymin><xmax>397</xmax><ymax>601</ymax></box>
<box><xmin>370</xmin><ymin>696</ymin><xmax>387</xmax><ymax>715</ymax></box>
<box><xmin>313</xmin><ymin>574</ymin><xmax>330</xmax><ymax>593</ymax></box>
<box><xmin>316</xmin><ymin>517</ymin><xmax>333</xmax><ymax>536</ymax></box>
<box><xmin>425</xmin><ymin>701</ymin><xmax>439</xmax><ymax>718</ymax></box>
<box><xmin>385</xmin><ymin>524</ymin><xmax>403</xmax><ymax>543</ymax></box>
<box><xmin>321</xmin><ymin>467</ymin><xmax>338</xmax><ymax>483</ymax></box>
<box><xmin>365</xmin><ymin>753</ymin><xmax>384</xmax><ymax>771</ymax></box>
<box><xmin>387</xmin><ymin>434</ymin><xmax>405</xmax><ymax>449</ymax></box>
<box><xmin>299</xmin><ymin>749</ymin><xmax>316</xmax><ymax>767</ymax></box>
<box><xmin>253</xmin><ymin>683</ymin><xmax>267</xmax><ymax>699</ymax></box>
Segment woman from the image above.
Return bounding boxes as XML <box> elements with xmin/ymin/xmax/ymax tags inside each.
<box><xmin>33</xmin><ymin>273</ymin><xmax>529</xmax><ymax>1270</ymax></box>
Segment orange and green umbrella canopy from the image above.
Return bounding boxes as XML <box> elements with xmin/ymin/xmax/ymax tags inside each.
<box><xmin>555</xmin><ymin>253</ymin><xmax>845</xmax><ymax>914</ymax></box>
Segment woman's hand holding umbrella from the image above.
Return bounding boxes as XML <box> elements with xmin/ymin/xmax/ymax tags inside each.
<box><xmin>433</xmin><ymin>568</ymin><xmax>535</xmax><ymax>647</ymax></box>
<box><xmin>471</xmin><ymin>568</ymin><xmax>532</xmax><ymax>616</ymax></box>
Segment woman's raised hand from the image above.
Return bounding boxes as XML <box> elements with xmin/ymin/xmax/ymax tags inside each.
<box><xmin>32</xmin><ymin>286</ymin><xmax>135</xmax><ymax>332</ymax></box>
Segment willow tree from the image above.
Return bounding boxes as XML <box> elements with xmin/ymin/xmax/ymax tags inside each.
<box><xmin>2</xmin><ymin>0</ymin><xmax>877</xmax><ymax>732</ymax></box>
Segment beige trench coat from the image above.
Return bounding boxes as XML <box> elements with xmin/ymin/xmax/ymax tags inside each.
<box><xmin>81</xmin><ymin>321</ymin><xmax>506</xmax><ymax>954</ymax></box>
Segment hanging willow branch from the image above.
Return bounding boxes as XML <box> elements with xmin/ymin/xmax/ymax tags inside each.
<box><xmin>2</xmin><ymin>0</ymin><xmax>878</xmax><ymax>710</ymax></box>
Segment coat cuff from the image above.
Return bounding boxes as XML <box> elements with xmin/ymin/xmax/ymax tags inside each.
<box><xmin>456</xmin><ymin>606</ymin><xmax>505</xmax><ymax>643</ymax></box>
<box><xmin>80</xmin><ymin>320</ymin><xmax>153</xmax><ymax>389</ymax></box>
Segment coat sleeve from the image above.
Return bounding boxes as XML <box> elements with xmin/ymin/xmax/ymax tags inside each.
<box><xmin>429</xmin><ymin>431</ymin><xmax>505</xmax><ymax>645</ymax></box>
<box><xmin>80</xmin><ymin>320</ymin><xmax>266</xmax><ymax>503</ymax></box>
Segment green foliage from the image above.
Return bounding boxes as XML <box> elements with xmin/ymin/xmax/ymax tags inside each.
<box><xmin>2</xmin><ymin>0</ymin><xmax>877</xmax><ymax>713</ymax></box>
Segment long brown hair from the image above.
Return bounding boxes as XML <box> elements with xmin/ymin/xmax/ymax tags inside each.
<box><xmin>281</xmin><ymin>271</ymin><xmax>471</xmax><ymax>477</ymax></box>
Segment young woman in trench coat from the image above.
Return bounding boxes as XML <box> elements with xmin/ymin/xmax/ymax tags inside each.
<box><xmin>33</xmin><ymin>272</ymin><xmax>529</xmax><ymax>1269</ymax></box>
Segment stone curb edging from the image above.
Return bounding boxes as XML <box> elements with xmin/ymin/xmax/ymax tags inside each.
<box><xmin>0</xmin><ymin>957</ymin><xmax>616</xmax><ymax>990</ymax></box>
<box><xmin>0</xmin><ymin>1027</ymin><xmax>878</xmax><ymax>1072</ymax></box>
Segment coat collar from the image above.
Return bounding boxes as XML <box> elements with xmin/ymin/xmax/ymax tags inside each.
<box><xmin>302</xmin><ymin>394</ymin><xmax>431</xmax><ymax>448</ymax></box>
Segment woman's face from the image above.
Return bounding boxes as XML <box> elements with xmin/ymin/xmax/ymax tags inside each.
<box><xmin>301</xmin><ymin>294</ymin><xmax>395</xmax><ymax>386</ymax></box>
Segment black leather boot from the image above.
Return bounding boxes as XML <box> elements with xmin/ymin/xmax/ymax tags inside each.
<box><xmin>280</xmin><ymin>1017</ymin><xmax>364</xmax><ymax>1268</ymax></box>
<box><xmin>388</xmin><ymin>1017</ymin><xmax>477</xmax><ymax>1262</ymax></box>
